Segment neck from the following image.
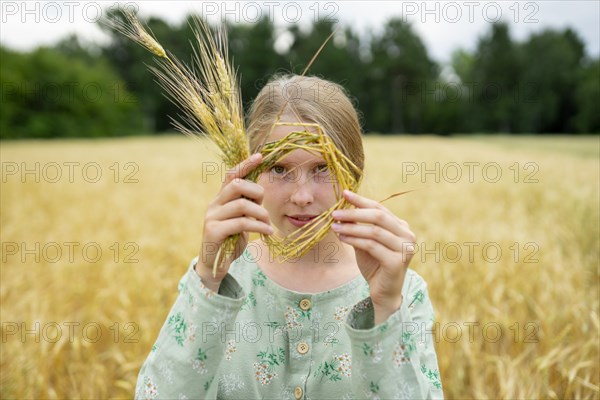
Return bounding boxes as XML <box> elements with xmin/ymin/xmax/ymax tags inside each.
<box><xmin>250</xmin><ymin>235</ymin><xmax>361</xmax><ymax>293</ymax></box>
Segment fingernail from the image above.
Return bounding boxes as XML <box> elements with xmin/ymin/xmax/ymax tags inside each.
<box><xmin>332</xmin><ymin>223</ymin><xmax>341</xmax><ymax>231</ymax></box>
<box><xmin>332</xmin><ymin>210</ymin><xmax>341</xmax><ymax>218</ymax></box>
<box><xmin>250</xmin><ymin>153</ymin><xmax>261</xmax><ymax>162</ymax></box>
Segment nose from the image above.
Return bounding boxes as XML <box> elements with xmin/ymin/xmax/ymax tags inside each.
<box><xmin>289</xmin><ymin>179</ymin><xmax>314</xmax><ymax>207</ymax></box>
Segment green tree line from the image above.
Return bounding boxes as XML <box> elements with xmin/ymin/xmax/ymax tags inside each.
<box><xmin>1</xmin><ymin>14</ymin><xmax>598</xmax><ymax>139</ymax></box>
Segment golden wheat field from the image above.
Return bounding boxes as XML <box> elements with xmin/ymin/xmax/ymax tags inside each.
<box><xmin>1</xmin><ymin>135</ymin><xmax>598</xmax><ymax>399</ymax></box>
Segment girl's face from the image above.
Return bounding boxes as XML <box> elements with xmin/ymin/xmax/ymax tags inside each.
<box><xmin>256</xmin><ymin>120</ymin><xmax>342</xmax><ymax>237</ymax></box>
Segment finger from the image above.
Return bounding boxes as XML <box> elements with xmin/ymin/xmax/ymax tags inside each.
<box><xmin>332</xmin><ymin>222</ymin><xmax>404</xmax><ymax>252</ymax></box>
<box><xmin>222</xmin><ymin>153</ymin><xmax>263</xmax><ymax>188</ymax></box>
<box><xmin>218</xmin><ymin>217</ymin><xmax>274</xmax><ymax>237</ymax></box>
<box><xmin>338</xmin><ymin>235</ymin><xmax>396</xmax><ymax>264</ymax></box>
<box><xmin>332</xmin><ymin>208</ymin><xmax>404</xmax><ymax>236</ymax></box>
<box><xmin>217</xmin><ymin>178</ymin><xmax>265</xmax><ymax>206</ymax></box>
<box><xmin>342</xmin><ymin>190</ymin><xmax>390</xmax><ymax>212</ymax></box>
<box><xmin>213</xmin><ymin>198</ymin><xmax>271</xmax><ymax>226</ymax></box>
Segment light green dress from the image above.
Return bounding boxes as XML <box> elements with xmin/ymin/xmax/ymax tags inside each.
<box><xmin>135</xmin><ymin>248</ymin><xmax>443</xmax><ymax>399</ymax></box>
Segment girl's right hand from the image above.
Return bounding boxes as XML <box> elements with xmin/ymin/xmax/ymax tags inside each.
<box><xmin>194</xmin><ymin>153</ymin><xmax>273</xmax><ymax>292</ymax></box>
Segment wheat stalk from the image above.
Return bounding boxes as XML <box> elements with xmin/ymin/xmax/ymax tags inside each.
<box><xmin>105</xmin><ymin>10</ymin><xmax>408</xmax><ymax>277</ymax></box>
<box><xmin>105</xmin><ymin>9</ymin><xmax>167</xmax><ymax>58</ymax></box>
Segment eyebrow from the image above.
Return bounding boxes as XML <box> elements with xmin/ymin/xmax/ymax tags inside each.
<box><xmin>273</xmin><ymin>158</ymin><xmax>327</xmax><ymax>167</ymax></box>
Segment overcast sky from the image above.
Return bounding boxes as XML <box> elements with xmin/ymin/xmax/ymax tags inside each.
<box><xmin>1</xmin><ymin>1</ymin><xmax>598</xmax><ymax>64</ymax></box>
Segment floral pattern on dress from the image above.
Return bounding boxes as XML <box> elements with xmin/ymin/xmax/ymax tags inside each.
<box><xmin>263</xmin><ymin>291</ymin><xmax>277</xmax><ymax>309</ymax></box>
<box><xmin>392</xmin><ymin>342</ymin><xmax>412</xmax><ymax>366</ymax></box>
<box><xmin>263</xmin><ymin>319</ymin><xmax>284</xmax><ymax>339</ymax></box>
<box><xmin>351</xmin><ymin>298</ymin><xmax>371</xmax><ymax>316</ymax></box>
<box><xmin>138</xmin><ymin>375</ymin><xmax>158</xmax><ymax>399</ymax></box>
<box><xmin>167</xmin><ymin>312</ymin><xmax>196</xmax><ymax>346</ymax></box>
<box><xmin>409</xmin><ymin>289</ymin><xmax>425</xmax><ymax>310</ymax></box>
<box><xmin>252</xmin><ymin>269</ymin><xmax>267</xmax><ymax>287</ymax></box>
<box><xmin>241</xmin><ymin>291</ymin><xmax>257</xmax><ymax>310</ymax></box>
<box><xmin>362</xmin><ymin>381</ymin><xmax>380</xmax><ymax>400</ymax></box>
<box><xmin>158</xmin><ymin>359</ymin><xmax>174</xmax><ymax>384</ymax></box>
<box><xmin>225</xmin><ymin>339</ymin><xmax>237</xmax><ymax>360</ymax></box>
<box><xmin>208</xmin><ymin>308</ymin><xmax>235</xmax><ymax>327</ymax></box>
<box><xmin>335</xmin><ymin>352</ymin><xmax>352</xmax><ymax>377</ymax></box>
<box><xmin>284</xmin><ymin>306</ymin><xmax>302</xmax><ymax>330</ymax></box>
<box><xmin>401</xmin><ymin>330</ymin><xmax>417</xmax><ymax>353</ymax></box>
<box><xmin>377</xmin><ymin>322</ymin><xmax>389</xmax><ymax>334</ymax></box>
<box><xmin>253</xmin><ymin>362</ymin><xmax>278</xmax><ymax>385</ymax></box>
<box><xmin>190</xmin><ymin>347</ymin><xmax>208</xmax><ymax>375</ymax></box>
<box><xmin>352</xmin><ymin>358</ymin><xmax>369</xmax><ymax>381</ymax></box>
<box><xmin>203</xmin><ymin>376</ymin><xmax>214</xmax><ymax>392</ymax></box>
<box><xmin>323</xmin><ymin>334</ymin><xmax>341</xmax><ymax>348</ymax></box>
<box><xmin>360</xmin><ymin>342</ymin><xmax>383</xmax><ymax>363</ymax></box>
<box><xmin>421</xmin><ymin>364</ymin><xmax>442</xmax><ymax>389</ymax></box>
<box><xmin>313</xmin><ymin>352</ymin><xmax>352</xmax><ymax>381</ymax></box>
<box><xmin>391</xmin><ymin>330</ymin><xmax>417</xmax><ymax>369</ymax></box>
<box><xmin>186</xmin><ymin>322</ymin><xmax>197</xmax><ymax>344</ymax></box>
<box><xmin>186</xmin><ymin>292</ymin><xmax>198</xmax><ymax>312</ymax></box>
<box><xmin>218</xmin><ymin>373</ymin><xmax>245</xmax><ymax>395</ymax></box>
<box><xmin>396</xmin><ymin>380</ymin><xmax>415</xmax><ymax>399</ymax></box>
<box><xmin>280</xmin><ymin>385</ymin><xmax>295</xmax><ymax>399</ymax></box>
<box><xmin>311</xmin><ymin>310</ymin><xmax>323</xmax><ymax>325</ymax></box>
<box><xmin>334</xmin><ymin>306</ymin><xmax>350</xmax><ymax>322</ymax></box>
<box><xmin>254</xmin><ymin>346</ymin><xmax>285</xmax><ymax>385</ymax></box>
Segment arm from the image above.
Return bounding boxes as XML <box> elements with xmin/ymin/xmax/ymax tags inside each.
<box><xmin>344</xmin><ymin>271</ymin><xmax>443</xmax><ymax>399</ymax></box>
<box><xmin>332</xmin><ymin>190</ymin><xmax>442</xmax><ymax>396</ymax></box>
<box><xmin>134</xmin><ymin>257</ymin><xmax>246</xmax><ymax>400</ymax></box>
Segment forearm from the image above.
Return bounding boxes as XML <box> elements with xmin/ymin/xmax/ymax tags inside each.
<box><xmin>135</xmin><ymin>259</ymin><xmax>246</xmax><ymax>399</ymax></box>
<box><xmin>345</xmin><ymin>272</ymin><xmax>444</xmax><ymax>399</ymax></box>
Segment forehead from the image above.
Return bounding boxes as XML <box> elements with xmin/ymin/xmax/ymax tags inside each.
<box><xmin>268</xmin><ymin>120</ymin><xmax>326</xmax><ymax>164</ymax></box>
<box><xmin>267</xmin><ymin>118</ymin><xmax>319</xmax><ymax>141</ymax></box>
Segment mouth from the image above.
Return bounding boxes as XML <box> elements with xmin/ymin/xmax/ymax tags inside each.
<box><xmin>286</xmin><ymin>214</ymin><xmax>318</xmax><ymax>227</ymax></box>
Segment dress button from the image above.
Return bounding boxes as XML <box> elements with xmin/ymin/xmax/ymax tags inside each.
<box><xmin>296</xmin><ymin>342</ymin><xmax>309</xmax><ymax>354</ymax></box>
<box><xmin>299</xmin><ymin>298</ymin><xmax>311</xmax><ymax>311</ymax></box>
<box><xmin>294</xmin><ymin>386</ymin><xmax>303</xmax><ymax>399</ymax></box>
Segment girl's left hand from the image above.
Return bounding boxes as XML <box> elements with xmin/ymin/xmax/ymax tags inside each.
<box><xmin>331</xmin><ymin>190</ymin><xmax>416</xmax><ymax>323</ymax></box>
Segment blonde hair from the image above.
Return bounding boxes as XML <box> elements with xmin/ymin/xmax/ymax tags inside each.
<box><xmin>246</xmin><ymin>75</ymin><xmax>364</xmax><ymax>182</ymax></box>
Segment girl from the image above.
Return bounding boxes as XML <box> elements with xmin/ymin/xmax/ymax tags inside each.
<box><xmin>135</xmin><ymin>75</ymin><xmax>443</xmax><ymax>399</ymax></box>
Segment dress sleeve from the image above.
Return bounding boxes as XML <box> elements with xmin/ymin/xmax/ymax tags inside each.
<box><xmin>134</xmin><ymin>257</ymin><xmax>246</xmax><ymax>400</ymax></box>
<box><xmin>344</xmin><ymin>270</ymin><xmax>444</xmax><ymax>399</ymax></box>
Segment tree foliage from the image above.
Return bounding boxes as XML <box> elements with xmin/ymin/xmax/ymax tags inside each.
<box><xmin>0</xmin><ymin>43</ymin><xmax>143</xmax><ymax>139</ymax></box>
<box><xmin>1</xmin><ymin>13</ymin><xmax>598</xmax><ymax>139</ymax></box>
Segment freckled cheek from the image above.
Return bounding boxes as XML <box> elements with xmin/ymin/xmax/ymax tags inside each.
<box><xmin>319</xmin><ymin>181</ymin><xmax>342</xmax><ymax>203</ymax></box>
<box><xmin>259</xmin><ymin>178</ymin><xmax>282</xmax><ymax>197</ymax></box>
<box><xmin>260</xmin><ymin>187</ymin><xmax>284</xmax><ymax>217</ymax></box>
